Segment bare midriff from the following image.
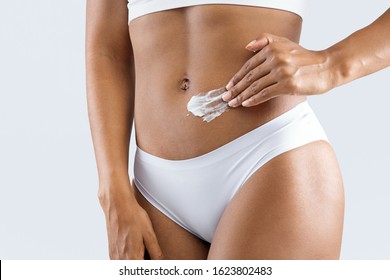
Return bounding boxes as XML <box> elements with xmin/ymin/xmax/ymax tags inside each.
<box><xmin>129</xmin><ymin>5</ymin><xmax>306</xmax><ymax>160</ymax></box>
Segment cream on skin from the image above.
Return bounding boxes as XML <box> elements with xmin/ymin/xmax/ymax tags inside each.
<box><xmin>187</xmin><ymin>87</ymin><xmax>229</xmax><ymax>122</ymax></box>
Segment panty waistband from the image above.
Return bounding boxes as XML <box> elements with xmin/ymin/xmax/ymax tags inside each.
<box><xmin>135</xmin><ymin>101</ymin><xmax>318</xmax><ymax>169</ymax></box>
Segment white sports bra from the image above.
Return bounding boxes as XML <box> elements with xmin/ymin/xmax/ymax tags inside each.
<box><xmin>127</xmin><ymin>0</ymin><xmax>307</xmax><ymax>23</ymax></box>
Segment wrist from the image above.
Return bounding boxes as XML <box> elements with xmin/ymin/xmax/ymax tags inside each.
<box><xmin>98</xmin><ymin>166</ymin><xmax>130</xmax><ymax>185</ymax></box>
<box><xmin>97</xmin><ymin>174</ymin><xmax>136</xmax><ymax>209</ymax></box>
<box><xmin>323</xmin><ymin>44</ymin><xmax>357</xmax><ymax>89</ymax></box>
<box><xmin>98</xmin><ymin>187</ymin><xmax>138</xmax><ymax>214</ymax></box>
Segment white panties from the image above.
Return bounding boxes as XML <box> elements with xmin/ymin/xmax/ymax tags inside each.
<box><xmin>133</xmin><ymin>101</ymin><xmax>329</xmax><ymax>242</ymax></box>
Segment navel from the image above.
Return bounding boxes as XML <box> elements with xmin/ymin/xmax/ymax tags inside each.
<box><xmin>179</xmin><ymin>78</ymin><xmax>190</xmax><ymax>91</ymax></box>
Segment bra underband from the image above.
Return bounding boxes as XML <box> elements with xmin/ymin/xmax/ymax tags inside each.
<box><xmin>127</xmin><ymin>0</ymin><xmax>307</xmax><ymax>23</ymax></box>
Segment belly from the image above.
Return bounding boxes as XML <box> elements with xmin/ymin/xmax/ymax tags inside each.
<box><xmin>129</xmin><ymin>5</ymin><xmax>306</xmax><ymax>159</ymax></box>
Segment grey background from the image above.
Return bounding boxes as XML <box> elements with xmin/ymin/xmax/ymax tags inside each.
<box><xmin>0</xmin><ymin>0</ymin><xmax>389</xmax><ymax>259</ymax></box>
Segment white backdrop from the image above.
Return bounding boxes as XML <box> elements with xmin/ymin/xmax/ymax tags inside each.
<box><xmin>0</xmin><ymin>0</ymin><xmax>389</xmax><ymax>259</ymax></box>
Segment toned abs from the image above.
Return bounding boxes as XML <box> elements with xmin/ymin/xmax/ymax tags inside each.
<box><xmin>129</xmin><ymin>5</ymin><xmax>305</xmax><ymax>159</ymax></box>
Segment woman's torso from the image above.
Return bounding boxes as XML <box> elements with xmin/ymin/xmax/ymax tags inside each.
<box><xmin>129</xmin><ymin>4</ymin><xmax>306</xmax><ymax>160</ymax></box>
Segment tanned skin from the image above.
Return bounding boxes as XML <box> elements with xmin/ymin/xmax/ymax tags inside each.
<box><xmin>86</xmin><ymin>1</ymin><xmax>390</xmax><ymax>259</ymax></box>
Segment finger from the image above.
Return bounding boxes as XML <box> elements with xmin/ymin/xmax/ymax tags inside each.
<box><xmin>245</xmin><ymin>33</ymin><xmax>287</xmax><ymax>52</ymax></box>
<box><xmin>108</xmin><ymin>235</ymin><xmax>119</xmax><ymax>260</ymax></box>
<box><xmin>222</xmin><ymin>53</ymin><xmax>267</xmax><ymax>102</ymax></box>
<box><xmin>245</xmin><ymin>35</ymin><xmax>269</xmax><ymax>52</ymax></box>
<box><xmin>143</xmin><ymin>229</ymin><xmax>163</xmax><ymax>260</ymax></box>
<box><xmin>109</xmin><ymin>247</ymin><xmax>119</xmax><ymax>260</ymax></box>
<box><xmin>225</xmin><ymin>33</ymin><xmax>289</xmax><ymax>94</ymax></box>
<box><xmin>224</xmin><ymin>60</ymin><xmax>272</xmax><ymax>104</ymax></box>
<box><xmin>225</xmin><ymin>53</ymin><xmax>264</xmax><ymax>92</ymax></box>
<box><xmin>228</xmin><ymin>71</ymin><xmax>276</xmax><ymax>107</ymax></box>
<box><xmin>241</xmin><ymin>83</ymin><xmax>282</xmax><ymax>107</ymax></box>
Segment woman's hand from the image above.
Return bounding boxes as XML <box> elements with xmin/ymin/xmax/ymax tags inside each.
<box><xmin>98</xmin><ymin>177</ymin><xmax>163</xmax><ymax>260</ymax></box>
<box><xmin>222</xmin><ymin>33</ymin><xmax>334</xmax><ymax>107</ymax></box>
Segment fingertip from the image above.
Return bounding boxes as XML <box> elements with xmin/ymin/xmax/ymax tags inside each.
<box><xmin>241</xmin><ymin>99</ymin><xmax>251</xmax><ymax>107</ymax></box>
<box><xmin>245</xmin><ymin>39</ymin><xmax>257</xmax><ymax>49</ymax></box>
<box><xmin>245</xmin><ymin>46</ymin><xmax>258</xmax><ymax>53</ymax></box>
<box><xmin>222</xmin><ymin>91</ymin><xmax>231</xmax><ymax>101</ymax></box>
<box><xmin>225</xmin><ymin>81</ymin><xmax>234</xmax><ymax>91</ymax></box>
<box><xmin>151</xmin><ymin>250</ymin><xmax>164</xmax><ymax>260</ymax></box>
<box><xmin>245</xmin><ymin>35</ymin><xmax>270</xmax><ymax>52</ymax></box>
<box><xmin>228</xmin><ymin>98</ymin><xmax>239</xmax><ymax>107</ymax></box>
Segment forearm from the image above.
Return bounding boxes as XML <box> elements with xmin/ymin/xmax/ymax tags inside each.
<box><xmin>86</xmin><ymin>54</ymin><xmax>135</xmax><ymax>186</ymax></box>
<box><xmin>327</xmin><ymin>8</ymin><xmax>390</xmax><ymax>88</ymax></box>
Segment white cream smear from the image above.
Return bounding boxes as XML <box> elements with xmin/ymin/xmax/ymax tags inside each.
<box><xmin>187</xmin><ymin>87</ymin><xmax>229</xmax><ymax>123</ymax></box>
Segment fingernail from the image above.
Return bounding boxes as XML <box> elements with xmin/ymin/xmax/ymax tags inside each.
<box><xmin>226</xmin><ymin>81</ymin><xmax>234</xmax><ymax>90</ymax></box>
<box><xmin>245</xmin><ymin>39</ymin><xmax>257</xmax><ymax>49</ymax></box>
<box><xmin>242</xmin><ymin>99</ymin><xmax>251</xmax><ymax>107</ymax></box>
<box><xmin>222</xmin><ymin>91</ymin><xmax>231</xmax><ymax>101</ymax></box>
<box><xmin>228</xmin><ymin>99</ymin><xmax>238</xmax><ymax>107</ymax></box>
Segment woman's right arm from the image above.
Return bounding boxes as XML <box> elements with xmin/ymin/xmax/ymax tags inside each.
<box><xmin>85</xmin><ymin>0</ymin><xmax>162</xmax><ymax>260</ymax></box>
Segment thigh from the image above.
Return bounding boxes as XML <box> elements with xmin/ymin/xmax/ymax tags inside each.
<box><xmin>133</xmin><ymin>183</ymin><xmax>210</xmax><ymax>260</ymax></box>
<box><xmin>208</xmin><ymin>140</ymin><xmax>344</xmax><ymax>260</ymax></box>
